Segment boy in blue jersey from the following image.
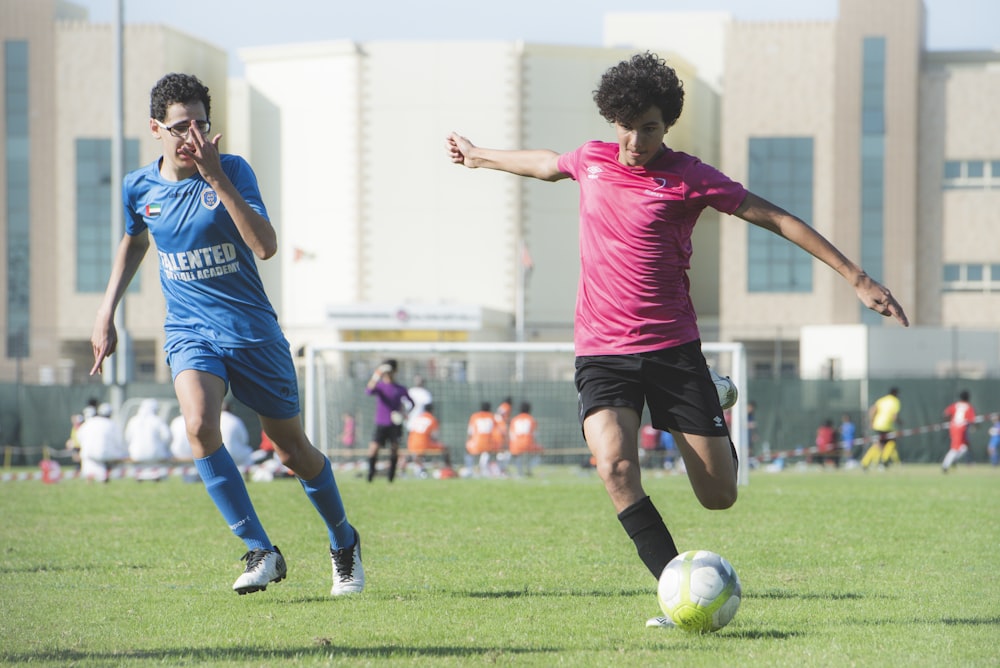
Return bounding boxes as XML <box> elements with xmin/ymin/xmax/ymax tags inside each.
<box><xmin>90</xmin><ymin>73</ymin><xmax>364</xmax><ymax>596</ymax></box>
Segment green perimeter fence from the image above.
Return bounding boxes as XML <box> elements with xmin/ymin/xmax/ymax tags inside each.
<box><xmin>1</xmin><ymin>376</ymin><xmax>998</xmax><ymax>468</ymax></box>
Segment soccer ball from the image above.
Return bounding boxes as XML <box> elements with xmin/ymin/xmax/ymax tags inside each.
<box><xmin>709</xmin><ymin>368</ymin><xmax>738</xmax><ymax>410</ymax></box>
<box><xmin>657</xmin><ymin>550</ymin><xmax>742</xmax><ymax>633</ymax></box>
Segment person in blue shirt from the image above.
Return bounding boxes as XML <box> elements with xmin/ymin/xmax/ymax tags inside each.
<box><xmin>839</xmin><ymin>413</ymin><xmax>857</xmax><ymax>462</ymax></box>
<box><xmin>90</xmin><ymin>73</ymin><xmax>363</xmax><ymax>597</ymax></box>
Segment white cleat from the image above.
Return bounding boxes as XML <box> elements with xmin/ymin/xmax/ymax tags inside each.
<box><xmin>233</xmin><ymin>546</ymin><xmax>286</xmax><ymax>595</ymax></box>
<box><xmin>331</xmin><ymin>530</ymin><xmax>365</xmax><ymax>596</ymax></box>
<box><xmin>646</xmin><ymin>616</ymin><xmax>677</xmax><ymax>629</ymax></box>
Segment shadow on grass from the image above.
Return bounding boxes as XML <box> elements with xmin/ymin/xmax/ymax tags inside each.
<box><xmin>466</xmin><ymin>588</ymin><xmax>649</xmax><ymax>598</ymax></box>
<box><xmin>941</xmin><ymin>616</ymin><xmax>1000</xmax><ymax>626</ymax></box>
<box><xmin>0</xmin><ymin>644</ymin><xmax>557</xmax><ymax>664</ymax></box>
<box><xmin>750</xmin><ymin>589</ymin><xmax>878</xmax><ymax>601</ymax></box>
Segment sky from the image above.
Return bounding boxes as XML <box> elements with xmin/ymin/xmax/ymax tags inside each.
<box><xmin>72</xmin><ymin>0</ymin><xmax>999</xmax><ymax>75</ymax></box>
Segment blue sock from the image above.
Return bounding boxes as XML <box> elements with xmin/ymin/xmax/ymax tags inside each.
<box><xmin>194</xmin><ymin>447</ymin><xmax>271</xmax><ymax>551</ymax></box>
<box><xmin>299</xmin><ymin>457</ymin><xmax>355</xmax><ymax>549</ymax></box>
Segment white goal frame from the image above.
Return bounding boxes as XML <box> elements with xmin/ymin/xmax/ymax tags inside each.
<box><xmin>303</xmin><ymin>340</ymin><xmax>748</xmax><ymax>486</ymax></box>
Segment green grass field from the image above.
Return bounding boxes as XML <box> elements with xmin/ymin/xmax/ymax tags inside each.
<box><xmin>2</xmin><ymin>464</ymin><xmax>998</xmax><ymax>667</ymax></box>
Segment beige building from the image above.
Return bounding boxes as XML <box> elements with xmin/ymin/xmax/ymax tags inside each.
<box><xmin>2</xmin><ymin>0</ymin><xmax>998</xmax><ymax>385</ymax></box>
<box><xmin>0</xmin><ymin>0</ymin><xmax>226</xmax><ymax>385</ymax></box>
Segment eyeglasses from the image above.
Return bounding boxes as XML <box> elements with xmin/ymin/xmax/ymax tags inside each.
<box><xmin>154</xmin><ymin>119</ymin><xmax>211</xmax><ymax>139</ymax></box>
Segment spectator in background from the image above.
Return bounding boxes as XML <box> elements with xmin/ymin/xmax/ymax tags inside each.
<box><xmin>509</xmin><ymin>402</ymin><xmax>544</xmax><ymax>477</ymax></box>
<box><xmin>942</xmin><ymin>390</ymin><xmax>976</xmax><ymax>473</ymax></box>
<box><xmin>339</xmin><ymin>411</ymin><xmax>356</xmax><ymax>450</ymax></box>
<box><xmin>170</xmin><ymin>413</ymin><xmax>194</xmax><ymax>461</ymax></box>
<box><xmin>365</xmin><ymin>359</ymin><xmax>413</xmax><ymax>483</ymax></box>
<box><xmin>405</xmin><ymin>376</ymin><xmax>433</xmax><ymax>432</ymax></box>
<box><xmin>988</xmin><ymin>416</ymin><xmax>1000</xmax><ymax>467</ymax></box>
<box><xmin>839</xmin><ymin>413</ymin><xmax>857</xmax><ymax>464</ymax></box>
<box><xmin>405</xmin><ymin>403</ymin><xmax>454</xmax><ymax>477</ymax></box>
<box><xmin>466</xmin><ymin>401</ymin><xmax>500</xmax><ymax>477</ymax></box>
<box><xmin>65</xmin><ymin>413</ymin><xmax>85</xmax><ymax>468</ymax></box>
<box><xmin>639</xmin><ymin>423</ymin><xmax>660</xmax><ymax>469</ymax></box>
<box><xmin>221</xmin><ymin>400</ymin><xmax>254</xmax><ymax>467</ymax></box>
<box><xmin>77</xmin><ymin>403</ymin><xmax>126</xmax><ymax>482</ymax></box>
<box><xmin>126</xmin><ymin>399</ymin><xmax>172</xmax><ymax>480</ymax></box>
<box><xmin>814</xmin><ymin>418</ymin><xmax>838</xmax><ymax>468</ymax></box>
<box><xmin>862</xmin><ymin>388</ymin><xmax>902</xmax><ymax>471</ymax></box>
<box><xmin>659</xmin><ymin>429</ymin><xmax>678</xmax><ymax>471</ymax></box>
<box><xmin>745</xmin><ymin>401</ymin><xmax>758</xmax><ymax>457</ymax></box>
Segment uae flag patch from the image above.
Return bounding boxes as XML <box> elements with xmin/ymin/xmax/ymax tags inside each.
<box><xmin>145</xmin><ymin>203</ymin><xmax>161</xmax><ymax>217</ymax></box>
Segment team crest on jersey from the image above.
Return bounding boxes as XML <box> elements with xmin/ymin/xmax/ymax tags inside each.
<box><xmin>201</xmin><ymin>188</ymin><xmax>220</xmax><ymax>210</ymax></box>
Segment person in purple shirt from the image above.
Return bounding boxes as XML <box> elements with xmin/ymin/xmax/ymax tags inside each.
<box><xmin>365</xmin><ymin>359</ymin><xmax>413</xmax><ymax>483</ymax></box>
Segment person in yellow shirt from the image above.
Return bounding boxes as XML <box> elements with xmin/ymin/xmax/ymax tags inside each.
<box><xmin>862</xmin><ymin>388</ymin><xmax>901</xmax><ymax>470</ymax></box>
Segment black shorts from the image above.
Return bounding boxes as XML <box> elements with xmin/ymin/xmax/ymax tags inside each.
<box><xmin>575</xmin><ymin>339</ymin><xmax>730</xmax><ymax>437</ymax></box>
<box><xmin>371</xmin><ymin>424</ymin><xmax>403</xmax><ymax>447</ymax></box>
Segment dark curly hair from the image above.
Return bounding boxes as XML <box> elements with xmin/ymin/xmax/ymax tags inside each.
<box><xmin>593</xmin><ymin>52</ymin><xmax>684</xmax><ymax>128</ymax></box>
<box><xmin>149</xmin><ymin>73</ymin><xmax>211</xmax><ymax>121</ymax></box>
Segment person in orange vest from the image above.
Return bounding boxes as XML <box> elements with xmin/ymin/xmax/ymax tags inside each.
<box><xmin>493</xmin><ymin>396</ymin><xmax>513</xmax><ymax>473</ymax></box>
<box><xmin>509</xmin><ymin>402</ymin><xmax>544</xmax><ymax>477</ymax></box>
<box><xmin>466</xmin><ymin>402</ymin><xmax>500</xmax><ymax>477</ymax></box>
<box><xmin>405</xmin><ymin>404</ymin><xmax>454</xmax><ymax>478</ymax></box>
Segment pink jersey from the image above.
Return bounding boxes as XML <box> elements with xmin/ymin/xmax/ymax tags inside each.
<box><xmin>557</xmin><ymin>141</ymin><xmax>747</xmax><ymax>355</ymax></box>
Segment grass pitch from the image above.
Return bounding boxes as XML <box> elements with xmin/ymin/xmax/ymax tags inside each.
<box><xmin>1</xmin><ymin>463</ymin><xmax>998</xmax><ymax>667</ymax></box>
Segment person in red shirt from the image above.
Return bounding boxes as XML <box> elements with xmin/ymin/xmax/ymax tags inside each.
<box><xmin>942</xmin><ymin>391</ymin><xmax>975</xmax><ymax>472</ymax></box>
<box><xmin>814</xmin><ymin>419</ymin><xmax>838</xmax><ymax>468</ymax></box>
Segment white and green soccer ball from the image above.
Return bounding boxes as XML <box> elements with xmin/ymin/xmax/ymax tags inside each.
<box><xmin>709</xmin><ymin>368</ymin><xmax>738</xmax><ymax>410</ymax></box>
<box><xmin>657</xmin><ymin>550</ymin><xmax>742</xmax><ymax>633</ymax></box>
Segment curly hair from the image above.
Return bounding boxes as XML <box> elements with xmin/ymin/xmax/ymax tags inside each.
<box><xmin>149</xmin><ymin>73</ymin><xmax>211</xmax><ymax>121</ymax></box>
<box><xmin>593</xmin><ymin>52</ymin><xmax>684</xmax><ymax>128</ymax></box>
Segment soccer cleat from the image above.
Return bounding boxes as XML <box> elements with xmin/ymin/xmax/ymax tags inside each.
<box><xmin>330</xmin><ymin>530</ymin><xmax>365</xmax><ymax>596</ymax></box>
<box><xmin>233</xmin><ymin>546</ymin><xmax>286</xmax><ymax>595</ymax></box>
<box><xmin>646</xmin><ymin>616</ymin><xmax>676</xmax><ymax>629</ymax></box>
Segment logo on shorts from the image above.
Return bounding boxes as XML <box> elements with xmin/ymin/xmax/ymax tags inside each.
<box><xmin>201</xmin><ymin>188</ymin><xmax>220</xmax><ymax>210</ymax></box>
<box><xmin>714</xmin><ymin>416</ymin><xmax>724</xmax><ymax>428</ymax></box>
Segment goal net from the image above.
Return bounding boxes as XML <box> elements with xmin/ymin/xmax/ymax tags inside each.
<box><xmin>302</xmin><ymin>341</ymin><xmax>748</xmax><ymax>485</ymax></box>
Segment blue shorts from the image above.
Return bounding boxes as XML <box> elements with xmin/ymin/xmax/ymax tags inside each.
<box><xmin>165</xmin><ymin>337</ymin><xmax>300</xmax><ymax>420</ymax></box>
<box><xmin>575</xmin><ymin>339</ymin><xmax>730</xmax><ymax>437</ymax></box>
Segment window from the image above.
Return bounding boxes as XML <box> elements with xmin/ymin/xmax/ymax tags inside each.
<box><xmin>747</xmin><ymin>137</ymin><xmax>814</xmax><ymax>292</ymax></box>
<box><xmin>860</xmin><ymin>37</ymin><xmax>886</xmax><ymax>325</ymax></box>
<box><xmin>6</xmin><ymin>40</ymin><xmax>30</xmax><ymax>358</ymax></box>
<box><xmin>75</xmin><ymin>138</ymin><xmax>141</xmax><ymax>292</ymax></box>
<box><xmin>942</xmin><ymin>263</ymin><xmax>1000</xmax><ymax>292</ymax></box>
<box><xmin>942</xmin><ymin>159</ymin><xmax>1000</xmax><ymax>189</ymax></box>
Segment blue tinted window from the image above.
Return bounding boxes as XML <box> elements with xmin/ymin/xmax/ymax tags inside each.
<box><xmin>76</xmin><ymin>138</ymin><xmax>141</xmax><ymax>292</ymax></box>
<box><xmin>747</xmin><ymin>137</ymin><xmax>814</xmax><ymax>293</ymax></box>
<box><xmin>6</xmin><ymin>40</ymin><xmax>30</xmax><ymax>358</ymax></box>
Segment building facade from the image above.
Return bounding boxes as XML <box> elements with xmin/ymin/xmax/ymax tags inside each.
<box><xmin>2</xmin><ymin>0</ymin><xmax>998</xmax><ymax>386</ymax></box>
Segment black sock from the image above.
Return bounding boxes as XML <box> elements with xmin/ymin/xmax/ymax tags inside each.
<box><xmin>388</xmin><ymin>454</ymin><xmax>398</xmax><ymax>482</ymax></box>
<box><xmin>617</xmin><ymin>496</ymin><xmax>678</xmax><ymax>580</ymax></box>
<box><xmin>367</xmin><ymin>455</ymin><xmax>377</xmax><ymax>482</ymax></box>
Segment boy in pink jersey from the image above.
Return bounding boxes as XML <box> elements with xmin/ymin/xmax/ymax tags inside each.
<box><xmin>446</xmin><ymin>52</ymin><xmax>908</xmax><ymax>628</ymax></box>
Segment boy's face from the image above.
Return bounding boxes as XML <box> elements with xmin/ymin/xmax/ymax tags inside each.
<box><xmin>614</xmin><ymin>106</ymin><xmax>667</xmax><ymax>168</ymax></box>
<box><xmin>150</xmin><ymin>101</ymin><xmax>209</xmax><ymax>177</ymax></box>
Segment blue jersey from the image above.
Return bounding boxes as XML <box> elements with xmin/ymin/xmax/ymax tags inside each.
<box><xmin>123</xmin><ymin>156</ymin><xmax>282</xmax><ymax>348</ymax></box>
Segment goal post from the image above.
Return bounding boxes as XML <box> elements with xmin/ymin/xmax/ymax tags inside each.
<box><xmin>303</xmin><ymin>340</ymin><xmax>748</xmax><ymax>486</ymax></box>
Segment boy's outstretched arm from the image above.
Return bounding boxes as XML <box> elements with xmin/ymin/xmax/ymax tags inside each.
<box><xmin>446</xmin><ymin>132</ymin><xmax>568</xmax><ymax>182</ymax></box>
<box><xmin>734</xmin><ymin>192</ymin><xmax>909</xmax><ymax>327</ymax></box>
